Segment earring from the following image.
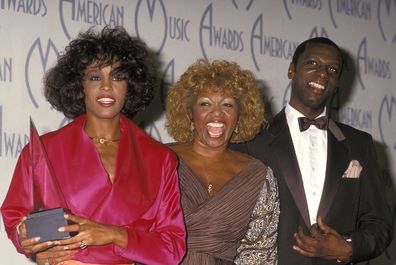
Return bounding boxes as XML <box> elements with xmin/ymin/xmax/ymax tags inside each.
<box><xmin>234</xmin><ymin>125</ymin><xmax>239</xmax><ymax>134</ymax></box>
<box><xmin>190</xmin><ymin>122</ymin><xmax>195</xmax><ymax>132</ymax></box>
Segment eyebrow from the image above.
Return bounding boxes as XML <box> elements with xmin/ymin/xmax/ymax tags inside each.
<box><xmin>303</xmin><ymin>55</ymin><xmax>341</xmax><ymax>65</ymax></box>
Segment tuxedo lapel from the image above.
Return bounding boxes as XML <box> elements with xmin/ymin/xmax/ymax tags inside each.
<box><xmin>317</xmin><ymin>120</ymin><xmax>349</xmax><ymax>220</ymax></box>
<box><xmin>269</xmin><ymin>110</ymin><xmax>311</xmax><ymax>228</ymax></box>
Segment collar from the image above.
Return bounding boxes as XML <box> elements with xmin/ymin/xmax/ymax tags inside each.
<box><xmin>285</xmin><ymin>103</ymin><xmax>327</xmax><ymax>132</ymax></box>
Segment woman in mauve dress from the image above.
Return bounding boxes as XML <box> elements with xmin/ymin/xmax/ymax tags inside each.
<box><xmin>166</xmin><ymin>59</ymin><xmax>279</xmax><ymax>265</ymax></box>
<box><xmin>1</xmin><ymin>26</ymin><xmax>185</xmax><ymax>265</ymax></box>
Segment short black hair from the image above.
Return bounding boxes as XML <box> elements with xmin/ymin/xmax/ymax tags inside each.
<box><xmin>292</xmin><ymin>37</ymin><xmax>343</xmax><ymax>73</ymax></box>
<box><xmin>44</xmin><ymin>26</ymin><xmax>155</xmax><ymax>119</ymax></box>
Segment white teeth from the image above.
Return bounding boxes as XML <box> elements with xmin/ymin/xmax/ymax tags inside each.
<box><xmin>309</xmin><ymin>82</ymin><xmax>325</xmax><ymax>90</ymax></box>
<box><xmin>207</xmin><ymin>122</ymin><xmax>224</xmax><ymax>127</ymax></box>
<box><xmin>97</xmin><ymin>97</ymin><xmax>114</xmax><ymax>103</ymax></box>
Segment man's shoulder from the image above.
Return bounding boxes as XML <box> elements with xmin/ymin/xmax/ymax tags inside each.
<box><xmin>334</xmin><ymin>120</ymin><xmax>373</xmax><ymax>141</ymax></box>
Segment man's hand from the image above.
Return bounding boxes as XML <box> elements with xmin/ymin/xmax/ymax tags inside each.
<box><xmin>293</xmin><ymin>216</ymin><xmax>353</xmax><ymax>262</ymax></box>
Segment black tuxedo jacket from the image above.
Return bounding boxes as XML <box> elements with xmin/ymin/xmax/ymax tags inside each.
<box><xmin>233</xmin><ymin>109</ymin><xmax>393</xmax><ymax>265</ymax></box>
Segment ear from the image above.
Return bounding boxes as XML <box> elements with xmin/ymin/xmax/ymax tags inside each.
<box><xmin>288</xmin><ymin>63</ymin><xmax>295</xmax><ymax>79</ymax></box>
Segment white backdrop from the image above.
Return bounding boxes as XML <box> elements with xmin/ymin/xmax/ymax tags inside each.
<box><xmin>0</xmin><ymin>0</ymin><xmax>395</xmax><ymax>264</ymax></box>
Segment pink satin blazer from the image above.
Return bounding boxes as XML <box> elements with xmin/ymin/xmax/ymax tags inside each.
<box><xmin>1</xmin><ymin>115</ymin><xmax>186</xmax><ymax>265</ymax></box>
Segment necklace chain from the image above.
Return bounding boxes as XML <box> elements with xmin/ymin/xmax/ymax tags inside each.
<box><xmin>89</xmin><ymin>137</ymin><xmax>120</xmax><ymax>145</ymax></box>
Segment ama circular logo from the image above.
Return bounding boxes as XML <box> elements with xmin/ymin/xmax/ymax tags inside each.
<box><xmin>159</xmin><ymin>59</ymin><xmax>175</xmax><ymax>110</ymax></box>
<box><xmin>377</xmin><ymin>0</ymin><xmax>396</xmax><ymax>43</ymax></box>
<box><xmin>135</xmin><ymin>0</ymin><xmax>167</xmax><ymax>54</ymax></box>
<box><xmin>25</xmin><ymin>38</ymin><xmax>59</xmax><ymax>108</ymax></box>
<box><xmin>379</xmin><ymin>94</ymin><xmax>396</xmax><ymax>153</ymax></box>
<box><xmin>232</xmin><ymin>0</ymin><xmax>254</xmax><ymax>10</ymax></box>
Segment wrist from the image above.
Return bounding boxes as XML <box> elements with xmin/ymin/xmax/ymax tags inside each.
<box><xmin>336</xmin><ymin>235</ymin><xmax>353</xmax><ymax>263</ymax></box>
<box><xmin>111</xmin><ymin>226</ymin><xmax>128</xmax><ymax>249</ymax></box>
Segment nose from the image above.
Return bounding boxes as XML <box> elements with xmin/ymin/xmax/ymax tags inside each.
<box><xmin>100</xmin><ymin>77</ymin><xmax>113</xmax><ymax>91</ymax></box>
<box><xmin>212</xmin><ymin>104</ymin><xmax>223</xmax><ymax>116</ymax></box>
<box><xmin>318</xmin><ymin>65</ymin><xmax>329</xmax><ymax>80</ymax></box>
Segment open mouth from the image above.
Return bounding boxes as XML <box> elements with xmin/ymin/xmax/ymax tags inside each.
<box><xmin>97</xmin><ymin>97</ymin><xmax>115</xmax><ymax>106</ymax></box>
<box><xmin>308</xmin><ymin>81</ymin><xmax>325</xmax><ymax>90</ymax></box>
<box><xmin>206</xmin><ymin>122</ymin><xmax>225</xmax><ymax>138</ymax></box>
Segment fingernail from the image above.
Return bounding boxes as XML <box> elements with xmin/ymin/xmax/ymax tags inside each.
<box><xmin>58</xmin><ymin>227</ymin><xmax>65</xmax><ymax>232</ymax></box>
<box><xmin>22</xmin><ymin>216</ymin><xmax>27</xmax><ymax>221</ymax></box>
<box><xmin>64</xmin><ymin>214</ymin><xmax>69</xmax><ymax>218</ymax></box>
<box><xmin>35</xmin><ymin>237</ymin><xmax>40</xmax><ymax>242</ymax></box>
<box><xmin>64</xmin><ymin>246</ymin><xmax>69</xmax><ymax>250</ymax></box>
<box><xmin>47</xmin><ymin>241</ymin><xmax>54</xmax><ymax>246</ymax></box>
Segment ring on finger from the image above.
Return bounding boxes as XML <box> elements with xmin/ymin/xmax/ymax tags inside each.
<box><xmin>80</xmin><ymin>241</ymin><xmax>88</xmax><ymax>250</ymax></box>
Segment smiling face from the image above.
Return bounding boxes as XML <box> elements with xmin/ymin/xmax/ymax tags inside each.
<box><xmin>83</xmin><ymin>63</ymin><xmax>127</xmax><ymax>120</ymax></box>
<box><xmin>288</xmin><ymin>42</ymin><xmax>342</xmax><ymax>118</ymax></box>
<box><xmin>190</xmin><ymin>88</ymin><xmax>239</xmax><ymax>150</ymax></box>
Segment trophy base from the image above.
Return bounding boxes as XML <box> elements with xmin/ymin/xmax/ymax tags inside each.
<box><xmin>25</xmin><ymin>208</ymin><xmax>74</xmax><ymax>243</ymax></box>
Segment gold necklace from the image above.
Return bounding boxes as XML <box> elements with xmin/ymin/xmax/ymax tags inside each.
<box><xmin>89</xmin><ymin>137</ymin><xmax>120</xmax><ymax>145</ymax></box>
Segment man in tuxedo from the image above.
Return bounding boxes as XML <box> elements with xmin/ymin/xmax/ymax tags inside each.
<box><xmin>234</xmin><ymin>37</ymin><xmax>393</xmax><ymax>264</ymax></box>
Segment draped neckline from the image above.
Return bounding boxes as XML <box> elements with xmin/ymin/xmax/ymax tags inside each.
<box><xmin>179</xmin><ymin>157</ymin><xmax>257</xmax><ymax>199</ymax></box>
<box><xmin>81</xmin><ymin>115</ymin><xmax>127</xmax><ymax>186</ymax></box>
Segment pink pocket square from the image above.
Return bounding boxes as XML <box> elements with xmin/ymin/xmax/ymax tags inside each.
<box><xmin>342</xmin><ymin>160</ymin><xmax>362</xmax><ymax>179</ymax></box>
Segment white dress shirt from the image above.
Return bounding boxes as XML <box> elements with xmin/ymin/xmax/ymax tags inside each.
<box><xmin>285</xmin><ymin>103</ymin><xmax>328</xmax><ymax>225</ymax></box>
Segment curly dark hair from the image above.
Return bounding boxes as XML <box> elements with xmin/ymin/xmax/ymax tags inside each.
<box><xmin>44</xmin><ymin>26</ymin><xmax>155</xmax><ymax>118</ymax></box>
<box><xmin>166</xmin><ymin>59</ymin><xmax>265</xmax><ymax>144</ymax></box>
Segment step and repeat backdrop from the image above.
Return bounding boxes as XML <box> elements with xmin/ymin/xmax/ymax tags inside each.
<box><xmin>0</xmin><ymin>0</ymin><xmax>395</xmax><ymax>264</ymax></box>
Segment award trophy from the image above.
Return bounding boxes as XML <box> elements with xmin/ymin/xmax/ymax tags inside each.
<box><xmin>25</xmin><ymin>118</ymin><xmax>75</xmax><ymax>243</ymax></box>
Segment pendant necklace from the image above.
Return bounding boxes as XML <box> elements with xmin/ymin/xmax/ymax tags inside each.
<box><xmin>207</xmin><ymin>182</ymin><xmax>213</xmax><ymax>194</ymax></box>
<box><xmin>89</xmin><ymin>137</ymin><xmax>120</xmax><ymax>145</ymax></box>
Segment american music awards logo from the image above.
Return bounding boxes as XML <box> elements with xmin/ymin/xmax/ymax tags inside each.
<box><xmin>356</xmin><ymin>37</ymin><xmax>392</xmax><ymax>90</ymax></box>
<box><xmin>379</xmin><ymin>94</ymin><xmax>396</xmax><ymax>153</ymax></box>
<box><xmin>159</xmin><ymin>59</ymin><xmax>175</xmax><ymax>110</ymax></box>
<box><xmin>329</xmin><ymin>0</ymin><xmax>372</xmax><ymax>28</ymax></box>
<box><xmin>377</xmin><ymin>0</ymin><xmax>396</xmax><ymax>43</ymax></box>
<box><xmin>231</xmin><ymin>0</ymin><xmax>254</xmax><ymax>10</ymax></box>
<box><xmin>308</xmin><ymin>26</ymin><xmax>329</xmax><ymax>39</ymax></box>
<box><xmin>283</xmin><ymin>0</ymin><xmax>322</xmax><ymax>20</ymax></box>
<box><xmin>250</xmin><ymin>14</ymin><xmax>298</xmax><ymax>71</ymax></box>
<box><xmin>135</xmin><ymin>0</ymin><xmax>168</xmax><ymax>54</ymax></box>
<box><xmin>0</xmin><ymin>105</ymin><xmax>29</xmax><ymax>158</ymax></box>
<box><xmin>0</xmin><ymin>57</ymin><xmax>12</xmax><ymax>83</ymax></box>
<box><xmin>0</xmin><ymin>0</ymin><xmax>47</xmax><ymax>16</ymax></box>
<box><xmin>199</xmin><ymin>3</ymin><xmax>244</xmax><ymax>61</ymax></box>
<box><xmin>140</xmin><ymin>58</ymin><xmax>178</xmax><ymax>143</ymax></box>
<box><xmin>25</xmin><ymin>38</ymin><xmax>59</xmax><ymax>108</ymax></box>
<box><xmin>25</xmin><ymin>38</ymin><xmax>69</xmax><ymax>133</ymax></box>
<box><xmin>59</xmin><ymin>0</ymin><xmax>125</xmax><ymax>40</ymax></box>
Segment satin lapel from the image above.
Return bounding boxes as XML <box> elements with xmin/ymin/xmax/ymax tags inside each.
<box><xmin>317</xmin><ymin>120</ymin><xmax>349</xmax><ymax>220</ymax></box>
<box><xmin>54</xmin><ymin>116</ymin><xmax>111</xmax><ymax>218</ymax></box>
<box><xmin>269</xmin><ymin>110</ymin><xmax>311</xmax><ymax>228</ymax></box>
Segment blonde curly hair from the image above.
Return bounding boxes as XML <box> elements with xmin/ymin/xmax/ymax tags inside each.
<box><xmin>166</xmin><ymin>59</ymin><xmax>265</xmax><ymax>143</ymax></box>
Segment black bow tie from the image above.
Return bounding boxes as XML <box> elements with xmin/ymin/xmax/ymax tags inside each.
<box><xmin>298</xmin><ymin>116</ymin><xmax>328</xmax><ymax>132</ymax></box>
